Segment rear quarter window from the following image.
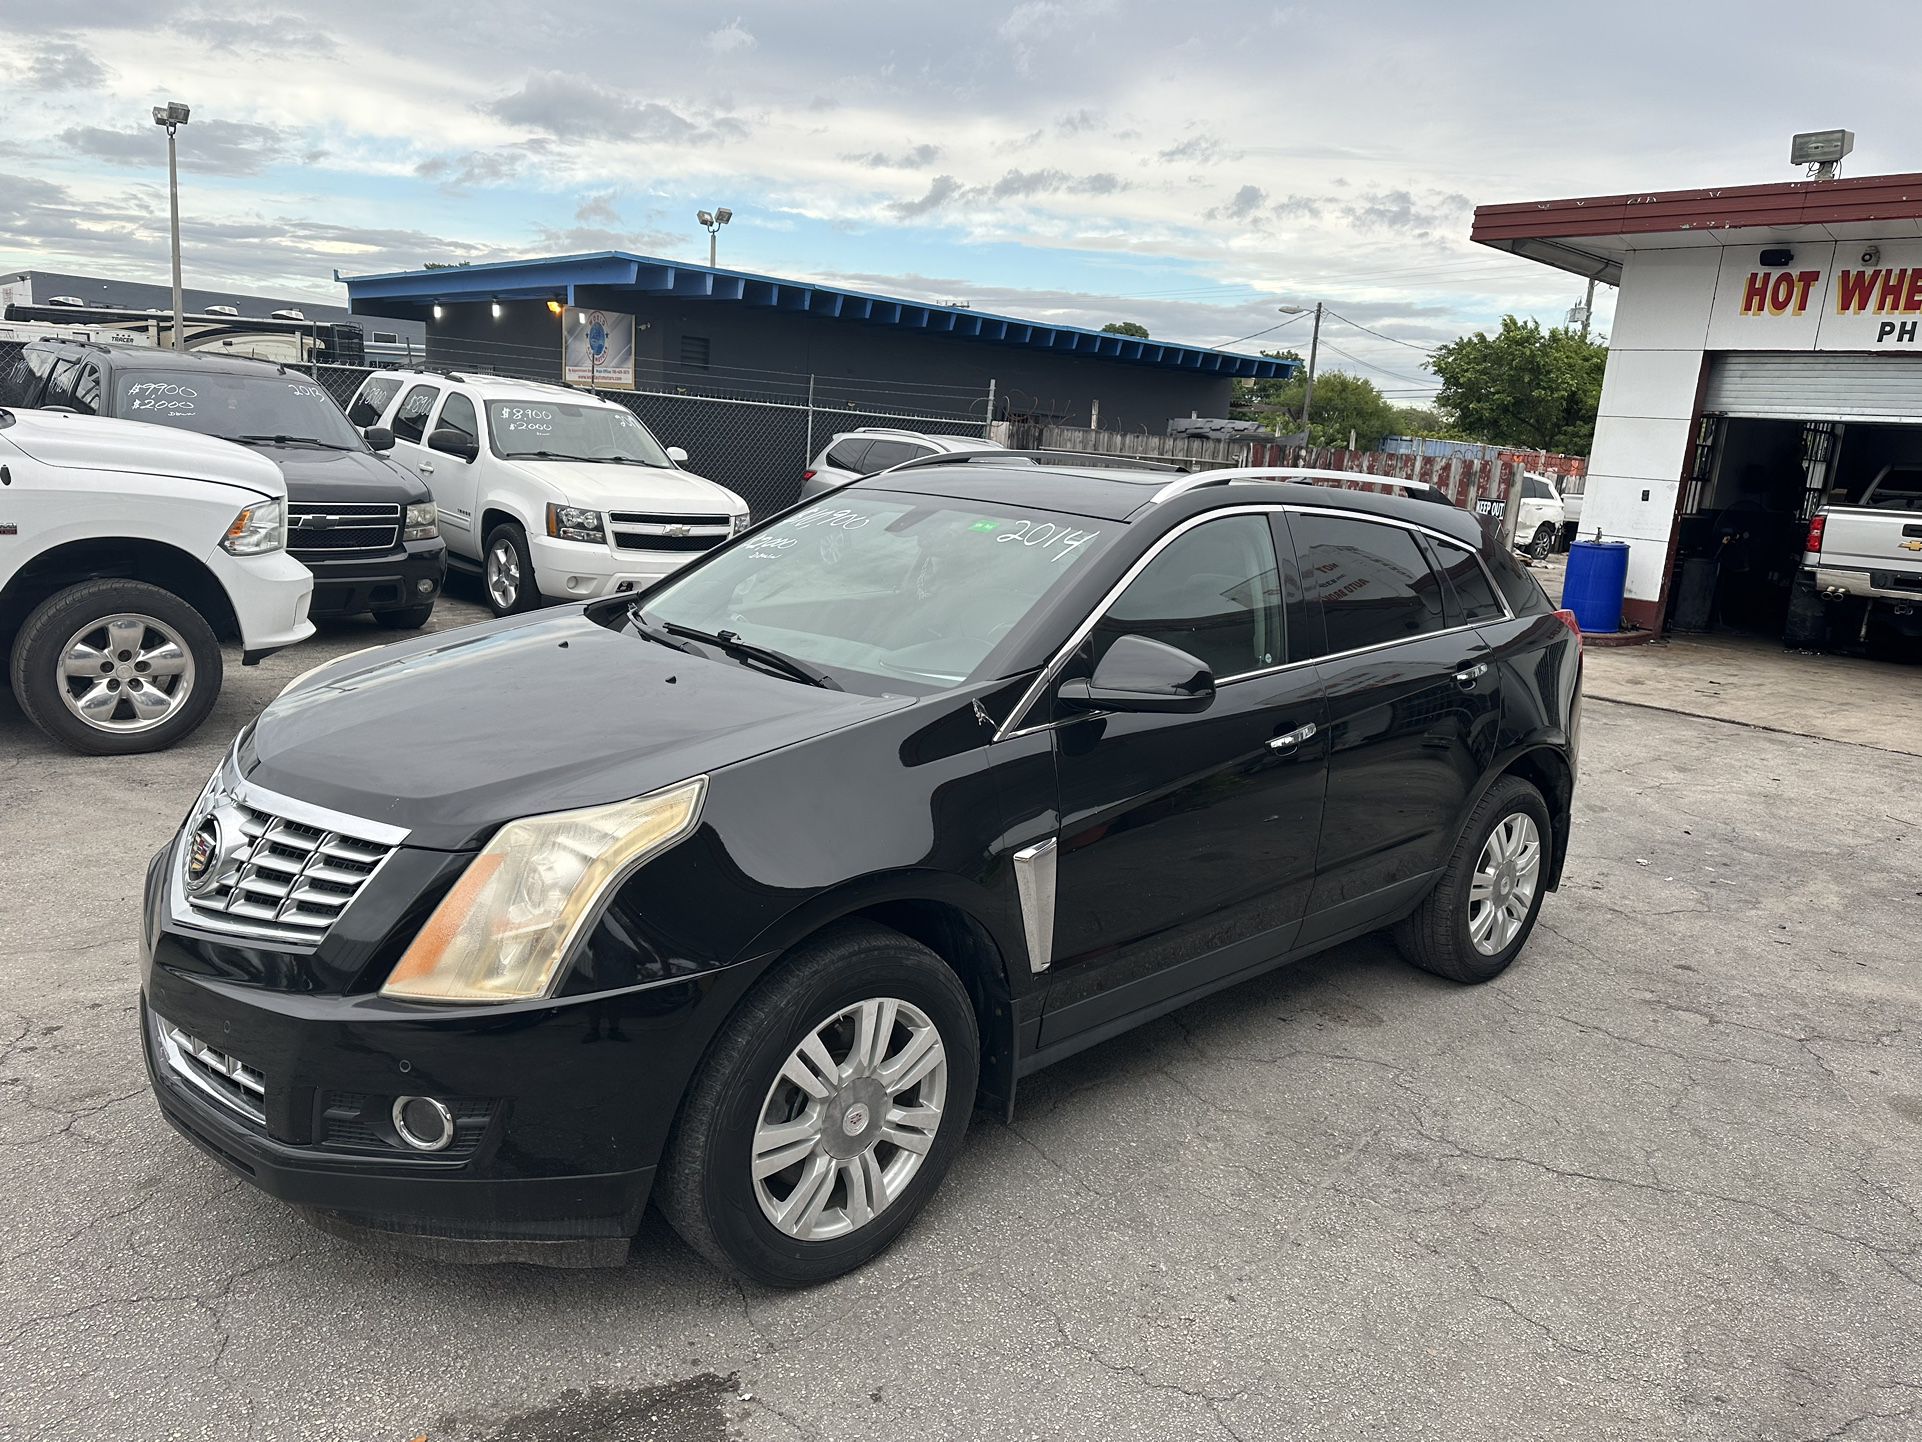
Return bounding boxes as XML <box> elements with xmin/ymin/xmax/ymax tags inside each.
<box><xmin>824</xmin><ymin>438</ymin><xmax>873</xmax><ymax>471</ymax></box>
<box><xmin>349</xmin><ymin>376</ymin><xmax>402</xmax><ymax>428</ymax></box>
<box><xmin>1483</xmin><ymin>541</ymin><xmax>1552</xmax><ymax>615</ymax></box>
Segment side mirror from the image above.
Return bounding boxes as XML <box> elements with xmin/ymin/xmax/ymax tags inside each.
<box><xmin>427</xmin><ymin>427</ymin><xmax>478</xmax><ymax>462</ymax></box>
<box><xmin>665</xmin><ymin>445</ymin><xmax>689</xmax><ymax>464</ymax></box>
<box><xmin>363</xmin><ymin>425</ymin><xmax>395</xmax><ymax>452</ymax></box>
<box><xmin>1058</xmin><ymin>634</ymin><xmax>1215</xmax><ymax>715</ymax></box>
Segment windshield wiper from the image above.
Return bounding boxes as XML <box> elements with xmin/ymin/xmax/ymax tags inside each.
<box><xmin>234</xmin><ymin>433</ymin><xmax>354</xmax><ymax>450</ymax></box>
<box><xmin>516</xmin><ymin>449</ymin><xmax>601</xmax><ymax>462</ymax></box>
<box><xmin>637</xmin><ymin>614</ymin><xmax>840</xmax><ymax>690</ymax></box>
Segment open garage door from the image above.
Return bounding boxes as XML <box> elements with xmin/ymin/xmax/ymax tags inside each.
<box><xmin>1706</xmin><ymin>353</ymin><xmax>1922</xmax><ymax>423</ymax></box>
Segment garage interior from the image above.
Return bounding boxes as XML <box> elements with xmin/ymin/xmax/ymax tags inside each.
<box><xmin>1667</xmin><ymin>352</ymin><xmax>1922</xmax><ymax>652</ymax></box>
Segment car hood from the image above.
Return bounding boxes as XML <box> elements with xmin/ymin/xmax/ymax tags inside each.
<box><xmin>0</xmin><ymin>410</ymin><xmax>286</xmax><ymax>496</ymax></box>
<box><xmin>248</xmin><ymin>442</ymin><xmax>430</xmax><ymax>504</ymax></box>
<box><xmin>243</xmin><ymin>607</ymin><xmax>911</xmax><ymax>849</ymax></box>
<box><xmin>500</xmin><ymin>458</ymin><xmax>744</xmax><ymax>514</ymax></box>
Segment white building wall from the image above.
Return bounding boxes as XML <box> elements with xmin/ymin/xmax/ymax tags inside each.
<box><xmin>1585</xmin><ymin>246</ymin><xmax>1719</xmax><ymax>604</ymax></box>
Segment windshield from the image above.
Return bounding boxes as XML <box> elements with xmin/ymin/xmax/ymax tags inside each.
<box><xmin>487</xmin><ymin>400</ymin><xmax>672</xmax><ymax>465</ymax></box>
<box><xmin>113</xmin><ymin>370</ymin><xmax>364</xmax><ymax>449</ymax></box>
<box><xmin>638</xmin><ymin>490</ymin><xmax>1116</xmax><ymax>691</ymax></box>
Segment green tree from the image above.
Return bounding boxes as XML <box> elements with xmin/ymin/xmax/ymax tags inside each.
<box><xmin>1101</xmin><ymin>320</ymin><xmax>1150</xmax><ymax>338</ymax></box>
<box><xmin>1428</xmin><ymin>316</ymin><xmax>1606</xmax><ymax>454</ymax></box>
<box><xmin>1386</xmin><ymin>404</ymin><xmax>1446</xmax><ymax>436</ymax></box>
<box><xmin>1249</xmin><ymin>366</ymin><xmax>1398</xmax><ymax>450</ymax></box>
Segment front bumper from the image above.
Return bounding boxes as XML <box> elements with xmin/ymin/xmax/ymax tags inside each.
<box><xmin>298</xmin><ymin>538</ymin><xmax>447</xmax><ymax>618</ymax></box>
<box><xmin>139</xmin><ymin>838</ymin><xmax>754</xmax><ymax>1264</ymax></box>
<box><xmin>527</xmin><ymin>533</ymin><xmax>713</xmax><ymax>601</ymax></box>
<box><xmin>212</xmin><ymin>546</ymin><xmax>314</xmax><ymax>659</ymax></box>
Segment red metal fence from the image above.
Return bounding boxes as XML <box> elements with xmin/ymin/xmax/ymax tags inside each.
<box><xmin>1246</xmin><ymin>443</ymin><xmax>1525</xmax><ymax>521</ymax></box>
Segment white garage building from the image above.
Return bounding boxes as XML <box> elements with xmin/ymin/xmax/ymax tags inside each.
<box><xmin>1472</xmin><ymin>168</ymin><xmax>1922</xmax><ymax>637</ymax></box>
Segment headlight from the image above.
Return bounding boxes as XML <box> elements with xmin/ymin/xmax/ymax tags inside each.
<box><xmin>731</xmin><ymin>511</ymin><xmax>751</xmax><ymax>536</ymax></box>
<box><xmin>546</xmin><ymin>503</ymin><xmax>605</xmax><ymax>544</ymax></box>
<box><xmin>402</xmin><ymin>502</ymin><xmax>438</xmax><ymax>541</ymax></box>
<box><xmin>221</xmin><ymin>498</ymin><xmax>284</xmax><ymax>555</ymax></box>
<box><xmin>380</xmin><ymin>777</ymin><xmax>707</xmax><ymax>1004</ymax></box>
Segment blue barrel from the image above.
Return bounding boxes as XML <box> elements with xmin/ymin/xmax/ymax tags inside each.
<box><xmin>1562</xmin><ymin>539</ymin><xmax>1629</xmax><ymax>633</ymax></box>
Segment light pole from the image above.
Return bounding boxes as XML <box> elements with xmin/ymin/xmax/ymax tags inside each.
<box><xmin>697</xmin><ymin>207</ymin><xmax>732</xmax><ymax>267</ymax></box>
<box><xmin>152</xmin><ymin>101</ymin><xmax>190</xmax><ymax>352</ymax></box>
<box><xmin>1278</xmin><ymin>302</ymin><xmax>1322</xmax><ymax>440</ymax></box>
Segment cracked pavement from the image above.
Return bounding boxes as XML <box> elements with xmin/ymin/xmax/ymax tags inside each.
<box><xmin>2</xmin><ymin>592</ymin><xmax>1919</xmax><ymax>1441</ymax></box>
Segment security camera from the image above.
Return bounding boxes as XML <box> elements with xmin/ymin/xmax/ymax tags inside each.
<box><xmin>1861</xmin><ymin>246</ymin><xmax>1881</xmax><ymax>266</ymax></box>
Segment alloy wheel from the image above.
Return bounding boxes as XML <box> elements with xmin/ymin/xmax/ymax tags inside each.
<box><xmin>1468</xmin><ymin>812</ymin><xmax>1541</xmax><ymax>955</ymax></box>
<box><xmin>486</xmin><ymin>539</ymin><xmax>521</xmax><ymax>609</ymax></box>
<box><xmin>750</xmin><ymin>997</ymin><xmax>947</xmax><ymax>1242</ymax></box>
<box><xmin>56</xmin><ymin>613</ymin><xmax>195</xmax><ymax>734</ymax></box>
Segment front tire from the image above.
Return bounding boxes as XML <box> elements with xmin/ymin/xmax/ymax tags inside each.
<box><xmin>8</xmin><ymin>579</ymin><xmax>222</xmax><ymax>756</ymax></box>
<box><xmin>482</xmin><ymin>522</ymin><xmax>539</xmax><ymax>617</ymax></box>
<box><xmin>656</xmin><ymin>923</ymin><xmax>979</xmax><ymax>1287</ymax></box>
<box><xmin>1394</xmin><ymin>775</ymin><xmax>1551</xmax><ymax>983</ymax></box>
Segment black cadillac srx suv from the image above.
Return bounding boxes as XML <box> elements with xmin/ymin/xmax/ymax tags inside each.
<box><xmin>2</xmin><ymin>341</ymin><xmax>446</xmax><ymax>627</ymax></box>
<box><xmin>139</xmin><ymin>456</ymin><xmax>1581</xmax><ymax>1286</ymax></box>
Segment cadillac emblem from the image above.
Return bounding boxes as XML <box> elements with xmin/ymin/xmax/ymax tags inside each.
<box><xmin>183</xmin><ymin>815</ymin><xmax>223</xmax><ymax>893</ymax></box>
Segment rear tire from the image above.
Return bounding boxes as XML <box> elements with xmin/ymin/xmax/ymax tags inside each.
<box><xmin>1394</xmin><ymin>775</ymin><xmax>1551</xmax><ymax>984</ymax></box>
<box><xmin>1782</xmin><ymin>577</ymin><xmax>1829</xmax><ymax>650</ymax></box>
<box><xmin>373</xmin><ymin>603</ymin><xmax>435</xmax><ymax>631</ymax></box>
<box><xmin>8</xmin><ymin>579</ymin><xmax>222</xmax><ymax>756</ymax></box>
<box><xmin>482</xmin><ymin>522</ymin><xmax>538</xmax><ymax>617</ymax></box>
<box><xmin>656</xmin><ymin>922</ymin><xmax>979</xmax><ymax>1287</ymax></box>
<box><xmin>1527</xmin><ymin>523</ymin><xmax>1556</xmax><ymax>561</ymax></box>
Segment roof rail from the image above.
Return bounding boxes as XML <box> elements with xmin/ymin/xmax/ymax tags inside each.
<box><xmin>1148</xmin><ymin>466</ymin><xmax>1443</xmax><ymax>506</ymax></box>
<box><xmin>882</xmin><ymin>448</ymin><xmax>1184</xmax><ymax>476</ymax></box>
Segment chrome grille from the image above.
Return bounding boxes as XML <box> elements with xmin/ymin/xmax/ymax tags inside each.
<box><xmin>153</xmin><ymin>1012</ymin><xmax>266</xmax><ymax>1125</ymax></box>
<box><xmin>607</xmin><ymin>511</ymin><xmax>732</xmax><ymax>555</ymax></box>
<box><xmin>171</xmin><ymin>762</ymin><xmax>408</xmax><ymax>948</ymax></box>
<box><xmin>288</xmin><ymin>501</ymin><xmax>400</xmax><ymax>555</ymax></box>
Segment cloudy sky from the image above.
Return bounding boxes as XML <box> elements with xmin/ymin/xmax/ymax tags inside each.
<box><xmin>1</xmin><ymin>0</ymin><xmax>1914</xmax><ymax>400</ymax></box>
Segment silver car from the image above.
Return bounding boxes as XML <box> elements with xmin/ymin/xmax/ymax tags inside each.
<box><xmin>800</xmin><ymin>428</ymin><xmax>1004</xmax><ymax>501</ymax></box>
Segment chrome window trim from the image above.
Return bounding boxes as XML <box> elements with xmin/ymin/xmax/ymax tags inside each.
<box><xmin>992</xmin><ymin>502</ymin><xmax>1508</xmax><ymax>741</ymax></box>
<box><xmin>1148</xmin><ymin>467</ymin><xmax>1439</xmax><ymax>507</ymax></box>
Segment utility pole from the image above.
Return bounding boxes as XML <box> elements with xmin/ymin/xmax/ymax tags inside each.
<box><xmin>1578</xmin><ymin>276</ymin><xmax>1596</xmax><ymax>341</ymax></box>
<box><xmin>152</xmin><ymin>102</ymin><xmax>191</xmax><ymax>352</ymax></box>
<box><xmin>1299</xmin><ymin>301</ymin><xmax>1323</xmax><ymax>440</ymax></box>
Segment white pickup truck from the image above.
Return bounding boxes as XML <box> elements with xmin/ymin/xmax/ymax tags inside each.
<box><xmin>1787</xmin><ymin>464</ymin><xmax>1922</xmax><ymax>647</ymax></box>
<box><xmin>0</xmin><ymin>407</ymin><xmax>313</xmax><ymax>753</ymax></box>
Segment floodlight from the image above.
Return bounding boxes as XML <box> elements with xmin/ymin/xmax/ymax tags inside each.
<box><xmin>697</xmin><ymin>210</ymin><xmax>715</xmax><ymax>227</ymax></box>
<box><xmin>715</xmin><ymin>207</ymin><xmax>733</xmax><ymax>225</ymax></box>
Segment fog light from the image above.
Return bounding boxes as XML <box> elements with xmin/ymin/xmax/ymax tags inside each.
<box><xmin>392</xmin><ymin>1095</ymin><xmax>455</xmax><ymax>1152</ymax></box>
<box><xmin>416</xmin><ymin>577</ymin><xmax>435</xmax><ymax>594</ymax></box>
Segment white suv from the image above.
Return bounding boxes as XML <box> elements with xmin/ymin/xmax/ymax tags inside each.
<box><xmin>0</xmin><ymin>408</ymin><xmax>313</xmax><ymax>754</ymax></box>
<box><xmin>801</xmin><ymin>428</ymin><xmax>1003</xmax><ymax>501</ymax></box>
<box><xmin>1514</xmin><ymin>472</ymin><xmax>1567</xmax><ymax>560</ymax></box>
<box><xmin>347</xmin><ymin>371</ymin><xmax>749</xmax><ymax>615</ymax></box>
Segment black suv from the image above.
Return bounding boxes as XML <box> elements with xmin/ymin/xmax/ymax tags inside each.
<box><xmin>1</xmin><ymin>341</ymin><xmax>446</xmax><ymax>627</ymax></box>
<box><xmin>139</xmin><ymin>457</ymin><xmax>1580</xmax><ymax>1285</ymax></box>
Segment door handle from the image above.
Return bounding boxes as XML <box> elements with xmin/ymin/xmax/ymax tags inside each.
<box><xmin>418</xmin><ymin>462</ymin><xmax>435</xmax><ymax>474</ymax></box>
<box><xmin>1454</xmin><ymin>662</ymin><xmax>1489</xmax><ymax>689</ymax></box>
<box><xmin>1267</xmin><ymin>721</ymin><xmax>1317</xmax><ymax>753</ymax></box>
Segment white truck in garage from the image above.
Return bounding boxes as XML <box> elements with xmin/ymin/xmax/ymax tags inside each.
<box><xmin>1786</xmin><ymin>463</ymin><xmax>1922</xmax><ymax>648</ymax></box>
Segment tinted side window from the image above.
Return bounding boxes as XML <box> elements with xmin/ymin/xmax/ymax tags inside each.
<box><xmin>857</xmin><ymin>439</ymin><xmax>929</xmax><ymax>472</ymax></box>
<box><xmin>436</xmin><ymin>391</ymin><xmax>478</xmax><ymax>442</ymax></box>
<box><xmin>349</xmin><ymin>376</ymin><xmax>401</xmax><ymax>427</ymax></box>
<box><xmin>1094</xmin><ymin>515</ymin><xmax>1284</xmax><ymax>679</ymax></box>
<box><xmin>1294</xmin><ymin>513</ymin><xmax>1446</xmax><ymax>655</ymax></box>
<box><xmin>1430</xmin><ymin>537</ymin><xmax>1506</xmax><ymax>624</ymax></box>
<box><xmin>1482</xmin><ymin>540</ymin><xmax>1552</xmax><ymax>615</ymax></box>
<box><xmin>41</xmin><ymin>357</ymin><xmax>81</xmax><ymax>409</ymax></box>
<box><xmin>392</xmin><ymin>384</ymin><xmax>439</xmax><ymax>443</ymax></box>
<box><xmin>0</xmin><ymin>348</ymin><xmax>42</xmax><ymax>406</ymax></box>
<box><xmin>70</xmin><ymin>363</ymin><xmax>102</xmax><ymax>416</ymax></box>
<box><xmin>1523</xmin><ymin>476</ymin><xmax>1555</xmax><ymax>500</ymax></box>
<box><xmin>824</xmin><ymin>438</ymin><xmax>872</xmax><ymax>471</ymax></box>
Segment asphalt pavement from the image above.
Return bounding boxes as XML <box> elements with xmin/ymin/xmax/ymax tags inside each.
<box><xmin>2</xmin><ymin>585</ymin><xmax>1919</xmax><ymax>1442</ymax></box>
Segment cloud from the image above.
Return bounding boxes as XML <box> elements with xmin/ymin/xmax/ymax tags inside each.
<box><xmin>1208</xmin><ymin>184</ymin><xmax>1267</xmax><ymax>222</ymax></box>
<box><xmin>889</xmin><ymin>174</ymin><xmax>965</xmax><ymax>219</ymax></box>
<box><xmin>845</xmin><ymin>144</ymin><xmax>943</xmax><ymax>169</ymax></box>
<box><xmin>1056</xmin><ymin>109</ymin><xmax>1104</xmax><ymax>135</ymax></box>
<box><xmin>997</xmin><ymin>0</ymin><xmax>1113</xmax><ymax>72</ymax></box>
<box><xmin>988</xmin><ymin>168</ymin><xmax>1123</xmax><ymax>199</ymax></box>
<box><xmin>59</xmin><ymin>120</ymin><xmax>297</xmax><ymax>177</ymax></box>
<box><xmin>575</xmin><ymin>191</ymin><xmax>620</xmax><ymax>225</ymax></box>
<box><xmin>22</xmin><ymin>38</ymin><xmax>109</xmax><ymax>90</ymax></box>
<box><xmin>484</xmin><ymin>72</ymin><xmax>747</xmax><ymax>145</ymax></box>
<box><xmin>1158</xmin><ymin>134</ymin><xmax>1226</xmax><ymax>165</ymax></box>
<box><xmin>530</xmin><ymin>224</ymin><xmax>681</xmax><ymax>256</ymax></box>
<box><xmin>1341</xmin><ymin>187</ymin><xmax>1472</xmax><ymax>232</ymax></box>
<box><xmin>703</xmin><ymin>18</ymin><xmax>756</xmax><ymax>53</ymax></box>
<box><xmin>180</xmin><ymin>12</ymin><xmax>339</xmax><ymax>56</ymax></box>
<box><xmin>415</xmin><ymin>149</ymin><xmax>526</xmax><ymax>190</ymax></box>
<box><xmin>1271</xmin><ymin>193</ymin><xmax>1322</xmax><ymax>220</ymax></box>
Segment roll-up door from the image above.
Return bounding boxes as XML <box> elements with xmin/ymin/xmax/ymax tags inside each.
<box><xmin>1705</xmin><ymin>353</ymin><xmax>1922</xmax><ymax>423</ymax></box>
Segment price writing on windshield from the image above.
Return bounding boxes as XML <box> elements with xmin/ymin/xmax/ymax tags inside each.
<box><xmin>498</xmin><ymin>406</ymin><xmax>556</xmax><ymax>432</ymax></box>
<box><xmin>125</xmin><ymin>381</ymin><xmax>198</xmax><ymax>413</ymax></box>
<box><xmin>786</xmin><ymin>507</ymin><xmax>870</xmax><ymax>532</ymax></box>
<box><xmin>994</xmin><ymin>520</ymin><xmax>1101</xmax><ymax>562</ymax></box>
<box><xmin>288</xmin><ymin>384</ymin><xmax>327</xmax><ymax>399</ymax></box>
<box><xmin>742</xmin><ymin>536</ymin><xmax>798</xmax><ymax>557</ymax></box>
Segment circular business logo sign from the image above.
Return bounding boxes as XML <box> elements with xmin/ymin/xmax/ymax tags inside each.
<box><xmin>587</xmin><ymin>311</ymin><xmax>608</xmax><ymax>359</ymax></box>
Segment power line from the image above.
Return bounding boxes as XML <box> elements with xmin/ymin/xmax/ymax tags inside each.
<box><xmin>1217</xmin><ymin>311</ymin><xmax>1308</xmax><ymax>348</ymax></box>
<box><xmin>1315</xmin><ymin>338</ymin><xmax>1436</xmax><ymax>388</ymax></box>
<box><xmin>1324</xmin><ymin>309</ymin><xmax>1438</xmax><ymax>353</ymax></box>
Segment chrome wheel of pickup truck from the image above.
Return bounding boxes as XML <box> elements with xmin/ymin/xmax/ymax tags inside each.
<box><xmin>58</xmin><ymin>612</ymin><xmax>196</xmax><ymax>734</ymax></box>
